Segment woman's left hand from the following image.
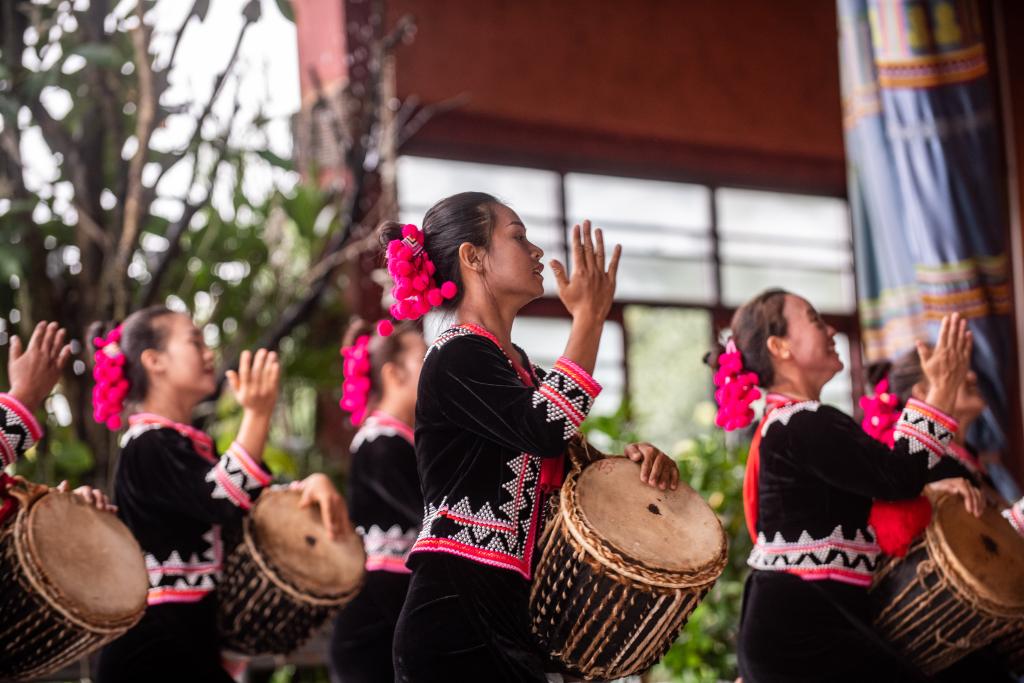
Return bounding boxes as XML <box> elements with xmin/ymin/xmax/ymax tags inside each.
<box><xmin>297</xmin><ymin>473</ymin><xmax>350</xmax><ymax>540</ymax></box>
<box><xmin>57</xmin><ymin>481</ymin><xmax>117</xmax><ymax>512</ymax></box>
<box><xmin>624</xmin><ymin>442</ymin><xmax>679</xmax><ymax>491</ymax></box>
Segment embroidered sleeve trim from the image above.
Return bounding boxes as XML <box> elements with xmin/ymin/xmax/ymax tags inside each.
<box><xmin>895</xmin><ymin>399</ymin><xmax>958</xmax><ymax>468</ymax></box>
<box><xmin>747</xmin><ymin>525</ymin><xmax>882</xmax><ymax>588</ymax></box>
<box><xmin>552</xmin><ymin>357</ymin><xmax>602</xmax><ymax>398</ymax></box>
<box><xmin>205</xmin><ymin>442</ymin><xmax>270</xmax><ymax>510</ymax></box>
<box><xmin>0</xmin><ymin>393</ymin><xmax>43</xmax><ymax>467</ymax></box>
<box><xmin>1002</xmin><ymin>498</ymin><xmax>1024</xmax><ymax>537</ymax></box>
<box><xmin>145</xmin><ymin>526</ymin><xmax>222</xmax><ymax>605</ymax></box>
<box><xmin>359</xmin><ymin>524</ymin><xmax>418</xmax><ymax>574</ymax></box>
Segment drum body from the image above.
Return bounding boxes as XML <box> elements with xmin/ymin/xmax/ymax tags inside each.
<box><xmin>870</xmin><ymin>494</ymin><xmax>1024</xmax><ymax>675</ymax></box>
<box><xmin>0</xmin><ymin>480</ymin><xmax>147</xmax><ymax>680</ymax></box>
<box><xmin>991</xmin><ymin>623</ymin><xmax>1024</xmax><ymax>675</ymax></box>
<box><xmin>216</xmin><ymin>488</ymin><xmax>365</xmax><ymax>655</ymax></box>
<box><xmin>530</xmin><ymin>456</ymin><xmax>727</xmax><ymax>680</ymax></box>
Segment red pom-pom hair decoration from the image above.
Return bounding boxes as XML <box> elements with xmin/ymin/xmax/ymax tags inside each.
<box><xmin>713</xmin><ymin>339</ymin><xmax>761</xmax><ymax>431</ymax></box>
<box><xmin>92</xmin><ymin>325</ymin><xmax>128</xmax><ymax>431</ymax></box>
<box><xmin>381</xmin><ymin>224</ymin><xmax>457</xmax><ymax>336</ymax></box>
<box><xmin>339</xmin><ymin>334</ymin><xmax>372</xmax><ymax>426</ymax></box>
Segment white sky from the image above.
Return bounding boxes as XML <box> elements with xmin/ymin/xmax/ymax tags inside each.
<box><xmin>10</xmin><ymin>0</ymin><xmax>302</xmax><ymax>223</ymax></box>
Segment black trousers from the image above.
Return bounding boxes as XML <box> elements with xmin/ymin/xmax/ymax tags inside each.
<box><xmin>738</xmin><ymin>571</ymin><xmax>925</xmax><ymax>683</ymax></box>
<box><xmin>330</xmin><ymin>571</ymin><xmax>411</xmax><ymax>683</ymax></box>
<box><xmin>392</xmin><ymin>554</ymin><xmax>548</xmax><ymax>683</ymax></box>
<box><xmin>96</xmin><ymin>596</ymin><xmax>233</xmax><ymax>683</ymax></box>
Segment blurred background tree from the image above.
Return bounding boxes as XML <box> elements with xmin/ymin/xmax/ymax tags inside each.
<box><xmin>0</xmin><ymin>0</ymin><xmax>415</xmax><ymax>490</ymax></box>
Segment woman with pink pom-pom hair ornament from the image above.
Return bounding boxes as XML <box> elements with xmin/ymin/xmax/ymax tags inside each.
<box><xmin>331</xmin><ymin>318</ymin><xmax>426</xmax><ymax>683</ymax></box>
<box><xmin>377</xmin><ymin>192</ymin><xmax>678</xmax><ymax>682</ymax></box>
<box><xmin>91</xmin><ymin>307</ymin><xmax>350</xmax><ymax>683</ymax></box>
<box><xmin>712</xmin><ymin>290</ymin><xmax>982</xmax><ymax>683</ymax></box>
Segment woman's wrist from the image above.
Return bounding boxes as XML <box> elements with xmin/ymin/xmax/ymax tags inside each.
<box><xmin>924</xmin><ymin>385</ymin><xmax>957</xmax><ymax>416</ymax></box>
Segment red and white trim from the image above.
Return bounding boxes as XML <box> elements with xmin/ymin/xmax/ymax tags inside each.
<box><xmin>145</xmin><ymin>526</ymin><xmax>222</xmax><ymax>605</ymax></box>
<box><xmin>360</xmin><ymin>523</ymin><xmax>417</xmax><ymax>574</ymax></box>
<box><xmin>1003</xmin><ymin>497</ymin><xmax>1024</xmax><ymax>537</ymax></box>
<box><xmin>0</xmin><ymin>393</ymin><xmax>43</xmax><ymax>467</ymax></box>
<box><xmin>895</xmin><ymin>399</ymin><xmax>958</xmax><ymax>469</ymax></box>
<box><xmin>748</xmin><ymin>525</ymin><xmax>882</xmax><ymax>588</ymax></box>
<box><xmin>126</xmin><ymin>412</ymin><xmax>216</xmax><ymax>463</ymax></box>
<box><xmin>206</xmin><ymin>441</ymin><xmax>271</xmax><ymax>511</ymax></box>
<box><xmin>351</xmin><ymin>411</ymin><xmax>414</xmax><ymax>450</ymax></box>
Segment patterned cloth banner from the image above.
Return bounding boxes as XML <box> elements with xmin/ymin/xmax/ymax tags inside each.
<box><xmin>838</xmin><ymin>0</ymin><xmax>1012</xmax><ymax>451</ymax></box>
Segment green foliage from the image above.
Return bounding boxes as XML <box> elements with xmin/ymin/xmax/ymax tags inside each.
<box><xmin>585</xmin><ymin>407</ymin><xmax>751</xmax><ymax>683</ymax></box>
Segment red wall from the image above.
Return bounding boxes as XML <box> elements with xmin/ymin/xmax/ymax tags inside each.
<box><xmin>388</xmin><ymin>0</ymin><xmax>846</xmax><ymax>192</ymax></box>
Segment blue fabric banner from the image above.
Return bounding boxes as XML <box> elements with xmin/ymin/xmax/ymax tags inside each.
<box><xmin>838</xmin><ymin>0</ymin><xmax>1012</xmax><ymax>453</ymax></box>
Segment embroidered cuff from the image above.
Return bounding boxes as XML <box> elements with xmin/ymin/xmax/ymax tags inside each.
<box><xmin>1002</xmin><ymin>498</ymin><xmax>1024</xmax><ymax>537</ymax></box>
<box><xmin>552</xmin><ymin>357</ymin><xmax>602</xmax><ymax>398</ymax></box>
<box><xmin>205</xmin><ymin>441</ymin><xmax>271</xmax><ymax>510</ymax></box>
<box><xmin>894</xmin><ymin>398</ymin><xmax>958</xmax><ymax>469</ymax></box>
<box><xmin>360</xmin><ymin>524</ymin><xmax>417</xmax><ymax>574</ymax></box>
<box><xmin>0</xmin><ymin>393</ymin><xmax>44</xmax><ymax>468</ymax></box>
<box><xmin>532</xmin><ymin>357</ymin><xmax>602</xmax><ymax>440</ymax></box>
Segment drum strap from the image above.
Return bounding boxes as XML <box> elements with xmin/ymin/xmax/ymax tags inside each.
<box><xmin>806</xmin><ymin>580</ymin><xmax>929</xmax><ymax>683</ymax></box>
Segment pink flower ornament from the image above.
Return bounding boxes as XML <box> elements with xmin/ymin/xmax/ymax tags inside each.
<box><xmin>713</xmin><ymin>339</ymin><xmax>761</xmax><ymax>431</ymax></box>
<box><xmin>92</xmin><ymin>325</ymin><xmax>128</xmax><ymax>430</ymax></box>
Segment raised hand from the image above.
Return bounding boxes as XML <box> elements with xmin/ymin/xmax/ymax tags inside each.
<box><xmin>550</xmin><ymin>220</ymin><xmax>622</xmax><ymax>324</ymax></box>
<box><xmin>919</xmin><ymin>313</ymin><xmax>972</xmax><ymax>415</ymax></box>
<box><xmin>226</xmin><ymin>349</ymin><xmax>281</xmax><ymax>417</ymax></box>
<box><xmin>8</xmin><ymin>321</ymin><xmax>72</xmax><ymax>411</ymax></box>
<box><xmin>624</xmin><ymin>442</ymin><xmax>680</xmax><ymax>491</ymax></box>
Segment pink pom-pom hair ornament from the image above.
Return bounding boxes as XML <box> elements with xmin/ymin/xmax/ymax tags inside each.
<box><xmin>339</xmin><ymin>334</ymin><xmax>372</xmax><ymax>426</ymax></box>
<box><xmin>380</xmin><ymin>224</ymin><xmax>457</xmax><ymax>336</ymax></box>
<box><xmin>92</xmin><ymin>325</ymin><xmax>128</xmax><ymax>431</ymax></box>
<box><xmin>713</xmin><ymin>339</ymin><xmax>761</xmax><ymax>431</ymax></box>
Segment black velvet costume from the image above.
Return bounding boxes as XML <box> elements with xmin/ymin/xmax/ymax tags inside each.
<box><xmin>392</xmin><ymin>323</ymin><xmax>602</xmax><ymax>683</ymax></box>
<box><xmin>97</xmin><ymin>413</ymin><xmax>271</xmax><ymax>683</ymax></box>
<box><xmin>0</xmin><ymin>392</ymin><xmax>43</xmax><ymax>469</ymax></box>
<box><xmin>738</xmin><ymin>394</ymin><xmax>970</xmax><ymax>683</ymax></box>
<box><xmin>330</xmin><ymin>412</ymin><xmax>421</xmax><ymax>683</ymax></box>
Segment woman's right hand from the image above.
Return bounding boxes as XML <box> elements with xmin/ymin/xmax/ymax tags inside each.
<box><xmin>8</xmin><ymin>321</ymin><xmax>72</xmax><ymax>411</ymax></box>
<box><xmin>550</xmin><ymin>220</ymin><xmax>622</xmax><ymax>324</ymax></box>
<box><xmin>919</xmin><ymin>313</ymin><xmax>972</xmax><ymax>415</ymax></box>
<box><xmin>927</xmin><ymin>477</ymin><xmax>983</xmax><ymax>518</ymax></box>
<box><xmin>226</xmin><ymin>349</ymin><xmax>281</xmax><ymax>417</ymax></box>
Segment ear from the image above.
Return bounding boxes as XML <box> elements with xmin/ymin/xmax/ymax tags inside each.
<box><xmin>139</xmin><ymin>348</ymin><xmax>165</xmax><ymax>375</ymax></box>
<box><xmin>458</xmin><ymin>242</ymin><xmax>484</xmax><ymax>273</ymax></box>
<box><xmin>766</xmin><ymin>335</ymin><xmax>790</xmax><ymax>361</ymax></box>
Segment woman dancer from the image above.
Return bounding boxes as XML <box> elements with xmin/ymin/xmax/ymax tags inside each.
<box><xmin>384</xmin><ymin>193</ymin><xmax>679</xmax><ymax>682</ymax></box>
<box><xmin>715</xmin><ymin>289</ymin><xmax>981</xmax><ymax>683</ymax></box>
<box><xmin>330</xmin><ymin>319</ymin><xmax>426</xmax><ymax>683</ymax></box>
<box><xmin>93</xmin><ymin>306</ymin><xmax>346</xmax><ymax>682</ymax></box>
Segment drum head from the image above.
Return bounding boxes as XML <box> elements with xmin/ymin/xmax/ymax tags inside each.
<box><xmin>27</xmin><ymin>491</ymin><xmax>148</xmax><ymax>621</ymax></box>
<box><xmin>933</xmin><ymin>494</ymin><xmax>1024</xmax><ymax>611</ymax></box>
<box><xmin>575</xmin><ymin>458</ymin><xmax>725</xmax><ymax>573</ymax></box>
<box><xmin>251</xmin><ymin>489</ymin><xmax>364</xmax><ymax>596</ymax></box>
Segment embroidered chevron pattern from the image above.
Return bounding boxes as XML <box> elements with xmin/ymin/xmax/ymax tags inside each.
<box><xmin>748</xmin><ymin>525</ymin><xmax>882</xmax><ymax>587</ymax></box>
<box><xmin>206</xmin><ymin>441</ymin><xmax>271</xmax><ymax>510</ymax></box>
<box><xmin>761</xmin><ymin>400</ymin><xmax>821</xmax><ymax>437</ymax></box>
<box><xmin>0</xmin><ymin>393</ymin><xmax>42</xmax><ymax>468</ymax></box>
<box><xmin>360</xmin><ymin>523</ymin><xmax>418</xmax><ymax>573</ymax></box>
<box><xmin>145</xmin><ymin>526</ymin><xmax>222</xmax><ymax>605</ymax></box>
<box><xmin>894</xmin><ymin>398</ymin><xmax>957</xmax><ymax>469</ymax></box>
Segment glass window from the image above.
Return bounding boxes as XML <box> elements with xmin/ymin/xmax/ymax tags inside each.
<box><xmin>397</xmin><ymin>156</ymin><xmax>562</xmax><ymax>294</ymax></box>
<box><xmin>565</xmin><ymin>173</ymin><xmax>714</xmax><ymax>304</ymax></box>
<box><xmin>717</xmin><ymin>188</ymin><xmax>855</xmax><ymax>313</ymax></box>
